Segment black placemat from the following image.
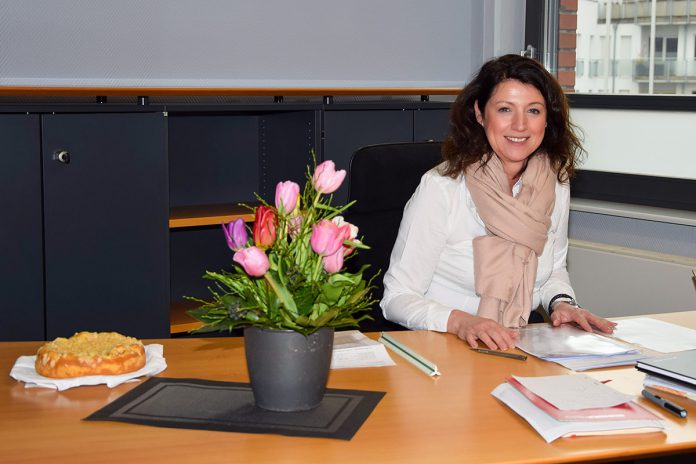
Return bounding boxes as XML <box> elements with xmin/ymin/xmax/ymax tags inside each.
<box><xmin>85</xmin><ymin>377</ymin><xmax>385</xmax><ymax>440</ymax></box>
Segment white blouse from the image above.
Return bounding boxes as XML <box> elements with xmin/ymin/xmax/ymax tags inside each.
<box><xmin>380</xmin><ymin>164</ymin><xmax>575</xmax><ymax>332</ymax></box>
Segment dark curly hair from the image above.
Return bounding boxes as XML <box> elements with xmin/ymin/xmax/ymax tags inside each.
<box><xmin>441</xmin><ymin>54</ymin><xmax>583</xmax><ymax>183</ymax></box>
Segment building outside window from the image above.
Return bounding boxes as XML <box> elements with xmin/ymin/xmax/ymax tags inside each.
<box><xmin>573</xmin><ymin>0</ymin><xmax>696</xmax><ymax>95</ymax></box>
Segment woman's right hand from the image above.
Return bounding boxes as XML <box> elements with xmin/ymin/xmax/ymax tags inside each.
<box><xmin>447</xmin><ymin>310</ymin><xmax>519</xmax><ymax>350</ymax></box>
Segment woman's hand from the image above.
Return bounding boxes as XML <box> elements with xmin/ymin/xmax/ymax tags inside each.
<box><xmin>550</xmin><ymin>303</ymin><xmax>617</xmax><ymax>334</ymax></box>
<box><xmin>447</xmin><ymin>310</ymin><xmax>519</xmax><ymax>350</ymax></box>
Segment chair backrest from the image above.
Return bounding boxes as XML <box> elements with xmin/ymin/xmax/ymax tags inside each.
<box><xmin>344</xmin><ymin>142</ymin><xmax>443</xmax><ymax>331</ymax></box>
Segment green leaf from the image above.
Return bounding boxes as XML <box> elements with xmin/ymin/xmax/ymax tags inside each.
<box><xmin>318</xmin><ymin>282</ymin><xmax>343</xmax><ymax>306</ymax></box>
<box><xmin>264</xmin><ymin>272</ymin><xmax>298</xmax><ymax>315</ymax></box>
<box><xmin>312</xmin><ymin>308</ymin><xmax>338</xmax><ymax>327</ymax></box>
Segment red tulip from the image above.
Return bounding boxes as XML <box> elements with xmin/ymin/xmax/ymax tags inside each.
<box><xmin>253</xmin><ymin>206</ymin><xmax>277</xmax><ymax>249</ymax></box>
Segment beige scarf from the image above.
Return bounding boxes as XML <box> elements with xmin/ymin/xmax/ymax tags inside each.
<box><xmin>464</xmin><ymin>154</ymin><xmax>556</xmax><ymax>328</ymax></box>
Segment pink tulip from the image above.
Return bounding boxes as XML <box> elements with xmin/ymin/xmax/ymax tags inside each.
<box><xmin>332</xmin><ymin>216</ymin><xmax>358</xmax><ymax>256</ymax></box>
<box><xmin>233</xmin><ymin>247</ymin><xmax>270</xmax><ymax>277</ymax></box>
<box><xmin>288</xmin><ymin>214</ymin><xmax>303</xmax><ymax>239</ymax></box>
<box><xmin>222</xmin><ymin>218</ymin><xmax>248</xmax><ymax>251</ymax></box>
<box><xmin>312</xmin><ymin>160</ymin><xmax>346</xmax><ymax>194</ymax></box>
<box><xmin>275</xmin><ymin>181</ymin><xmax>300</xmax><ymax>214</ymax></box>
<box><xmin>310</xmin><ymin>219</ymin><xmax>344</xmax><ymax>256</ymax></box>
<box><xmin>322</xmin><ymin>249</ymin><xmax>344</xmax><ymax>273</ymax></box>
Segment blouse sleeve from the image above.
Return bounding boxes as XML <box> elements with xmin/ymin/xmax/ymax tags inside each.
<box><xmin>540</xmin><ymin>183</ymin><xmax>576</xmax><ymax>310</ymax></box>
<box><xmin>380</xmin><ymin>171</ymin><xmax>458</xmax><ymax>332</ymax></box>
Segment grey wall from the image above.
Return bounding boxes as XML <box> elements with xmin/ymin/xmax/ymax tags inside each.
<box><xmin>0</xmin><ymin>0</ymin><xmax>525</xmax><ymax>90</ymax></box>
<box><xmin>567</xmin><ymin>203</ymin><xmax>696</xmax><ymax>317</ymax></box>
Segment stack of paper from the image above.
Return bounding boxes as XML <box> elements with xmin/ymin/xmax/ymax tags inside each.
<box><xmin>330</xmin><ymin>330</ymin><xmax>396</xmax><ymax>369</ymax></box>
<box><xmin>644</xmin><ymin>374</ymin><xmax>696</xmax><ymax>402</ymax></box>
<box><xmin>491</xmin><ymin>374</ymin><xmax>667</xmax><ymax>443</ymax></box>
<box><xmin>515</xmin><ymin>324</ymin><xmax>644</xmax><ymax>371</ymax></box>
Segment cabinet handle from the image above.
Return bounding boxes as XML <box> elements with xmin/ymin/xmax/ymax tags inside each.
<box><xmin>53</xmin><ymin>149</ymin><xmax>70</xmax><ymax>164</ymax></box>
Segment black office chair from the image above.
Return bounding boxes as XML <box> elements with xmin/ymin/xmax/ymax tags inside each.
<box><xmin>344</xmin><ymin>142</ymin><xmax>443</xmax><ymax>332</ymax></box>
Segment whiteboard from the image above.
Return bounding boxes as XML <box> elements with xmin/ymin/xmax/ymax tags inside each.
<box><xmin>0</xmin><ymin>0</ymin><xmax>523</xmax><ymax>90</ymax></box>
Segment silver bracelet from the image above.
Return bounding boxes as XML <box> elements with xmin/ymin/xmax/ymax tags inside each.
<box><xmin>548</xmin><ymin>294</ymin><xmax>580</xmax><ymax>315</ymax></box>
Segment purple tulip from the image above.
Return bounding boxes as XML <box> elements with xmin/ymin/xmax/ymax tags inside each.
<box><xmin>233</xmin><ymin>246</ymin><xmax>270</xmax><ymax>277</ymax></box>
<box><xmin>275</xmin><ymin>181</ymin><xmax>300</xmax><ymax>214</ymax></box>
<box><xmin>312</xmin><ymin>160</ymin><xmax>346</xmax><ymax>194</ymax></box>
<box><xmin>322</xmin><ymin>249</ymin><xmax>344</xmax><ymax>273</ymax></box>
<box><xmin>222</xmin><ymin>219</ymin><xmax>248</xmax><ymax>251</ymax></box>
<box><xmin>310</xmin><ymin>219</ymin><xmax>344</xmax><ymax>256</ymax></box>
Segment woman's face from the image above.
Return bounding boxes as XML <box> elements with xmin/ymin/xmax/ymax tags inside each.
<box><xmin>474</xmin><ymin>79</ymin><xmax>547</xmax><ymax>178</ymax></box>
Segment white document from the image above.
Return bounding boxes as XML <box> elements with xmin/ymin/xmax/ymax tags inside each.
<box><xmin>331</xmin><ymin>330</ymin><xmax>396</xmax><ymax>369</ymax></box>
<box><xmin>551</xmin><ymin>353</ymin><xmax>646</xmax><ymax>371</ymax></box>
<box><xmin>644</xmin><ymin>374</ymin><xmax>696</xmax><ymax>401</ymax></box>
<box><xmin>612</xmin><ymin>318</ymin><xmax>696</xmax><ymax>353</ymax></box>
<box><xmin>512</xmin><ymin>374</ymin><xmax>633</xmax><ymax>410</ymax></box>
<box><xmin>491</xmin><ymin>383</ymin><xmax>666</xmax><ymax>443</ymax></box>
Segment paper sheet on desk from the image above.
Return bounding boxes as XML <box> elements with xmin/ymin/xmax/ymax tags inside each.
<box><xmin>612</xmin><ymin>318</ymin><xmax>696</xmax><ymax>353</ymax></box>
<box><xmin>331</xmin><ymin>331</ymin><xmax>396</xmax><ymax>369</ymax></box>
<box><xmin>512</xmin><ymin>374</ymin><xmax>633</xmax><ymax>410</ymax></box>
<box><xmin>491</xmin><ymin>383</ymin><xmax>666</xmax><ymax>443</ymax></box>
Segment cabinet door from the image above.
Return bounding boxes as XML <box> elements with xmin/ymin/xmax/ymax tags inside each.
<box><xmin>42</xmin><ymin>113</ymin><xmax>169</xmax><ymax>339</ymax></box>
<box><xmin>0</xmin><ymin>114</ymin><xmax>44</xmax><ymax>341</ymax></box>
<box><xmin>323</xmin><ymin>110</ymin><xmax>413</xmax><ymax>204</ymax></box>
<box><xmin>414</xmin><ymin>109</ymin><xmax>450</xmax><ymax>142</ymax></box>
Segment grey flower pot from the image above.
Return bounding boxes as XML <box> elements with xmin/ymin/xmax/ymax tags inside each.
<box><xmin>244</xmin><ymin>326</ymin><xmax>334</xmax><ymax>412</ymax></box>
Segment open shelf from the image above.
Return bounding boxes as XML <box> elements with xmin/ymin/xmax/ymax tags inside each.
<box><xmin>170</xmin><ymin>300</ymin><xmax>204</xmax><ymax>334</ymax></box>
<box><xmin>169</xmin><ymin>203</ymin><xmax>255</xmax><ymax>228</ymax></box>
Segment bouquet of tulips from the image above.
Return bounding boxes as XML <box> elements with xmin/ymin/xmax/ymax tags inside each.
<box><xmin>187</xmin><ymin>160</ymin><xmax>375</xmax><ymax>335</ymax></box>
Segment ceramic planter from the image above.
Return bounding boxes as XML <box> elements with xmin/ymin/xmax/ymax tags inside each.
<box><xmin>244</xmin><ymin>326</ymin><xmax>334</xmax><ymax>412</ymax></box>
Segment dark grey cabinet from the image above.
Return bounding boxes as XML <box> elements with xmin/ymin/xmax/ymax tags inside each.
<box><xmin>41</xmin><ymin>113</ymin><xmax>169</xmax><ymax>339</ymax></box>
<box><xmin>168</xmin><ymin>109</ymin><xmax>320</xmax><ymax>307</ymax></box>
<box><xmin>0</xmin><ymin>115</ymin><xmax>44</xmax><ymax>341</ymax></box>
<box><xmin>1</xmin><ymin>100</ymin><xmax>450</xmax><ymax>340</ymax></box>
<box><xmin>323</xmin><ymin>106</ymin><xmax>449</xmax><ymax>204</ymax></box>
<box><xmin>323</xmin><ymin>110</ymin><xmax>414</xmax><ymax>205</ymax></box>
<box><xmin>414</xmin><ymin>109</ymin><xmax>450</xmax><ymax>142</ymax></box>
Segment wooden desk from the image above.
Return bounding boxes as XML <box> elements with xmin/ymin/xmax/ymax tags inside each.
<box><xmin>3</xmin><ymin>312</ymin><xmax>696</xmax><ymax>463</ymax></box>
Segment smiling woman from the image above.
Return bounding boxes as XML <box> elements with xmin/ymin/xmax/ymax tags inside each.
<box><xmin>473</xmin><ymin>80</ymin><xmax>548</xmax><ymax>191</ymax></box>
<box><xmin>380</xmin><ymin>54</ymin><xmax>616</xmax><ymax>351</ymax></box>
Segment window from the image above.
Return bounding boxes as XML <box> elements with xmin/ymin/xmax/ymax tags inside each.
<box><xmin>524</xmin><ymin>0</ymin><xmax>696</xmax><ymax>212</ymax></box>
<box><xmin>572</xmin><ymin>0</ymin><xmax>695</xmax><ymax>95</ymax></box>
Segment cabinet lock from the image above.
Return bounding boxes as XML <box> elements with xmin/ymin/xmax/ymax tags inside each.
<box><xmin>53</xmin><ymin>150</ymin><xmax>70</xmax><ymax>164</ymax></box>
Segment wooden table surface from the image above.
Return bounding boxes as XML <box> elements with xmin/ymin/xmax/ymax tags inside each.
<box><xmin>3</xmin><ymin>312</ymin><xmax>696</xmax><ymax>464</ymax></box>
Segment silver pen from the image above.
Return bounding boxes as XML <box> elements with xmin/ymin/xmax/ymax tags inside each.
<box><xmin>642</xmin><ymin>389</ymin><xmax>688</xmax><ymax>418</ymax></box>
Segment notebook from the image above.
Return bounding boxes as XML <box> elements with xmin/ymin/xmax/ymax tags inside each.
<box><xmin>636</xmin><ymin>350</ymin><xmax>696</xmax><ymax>387</ymax></box>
